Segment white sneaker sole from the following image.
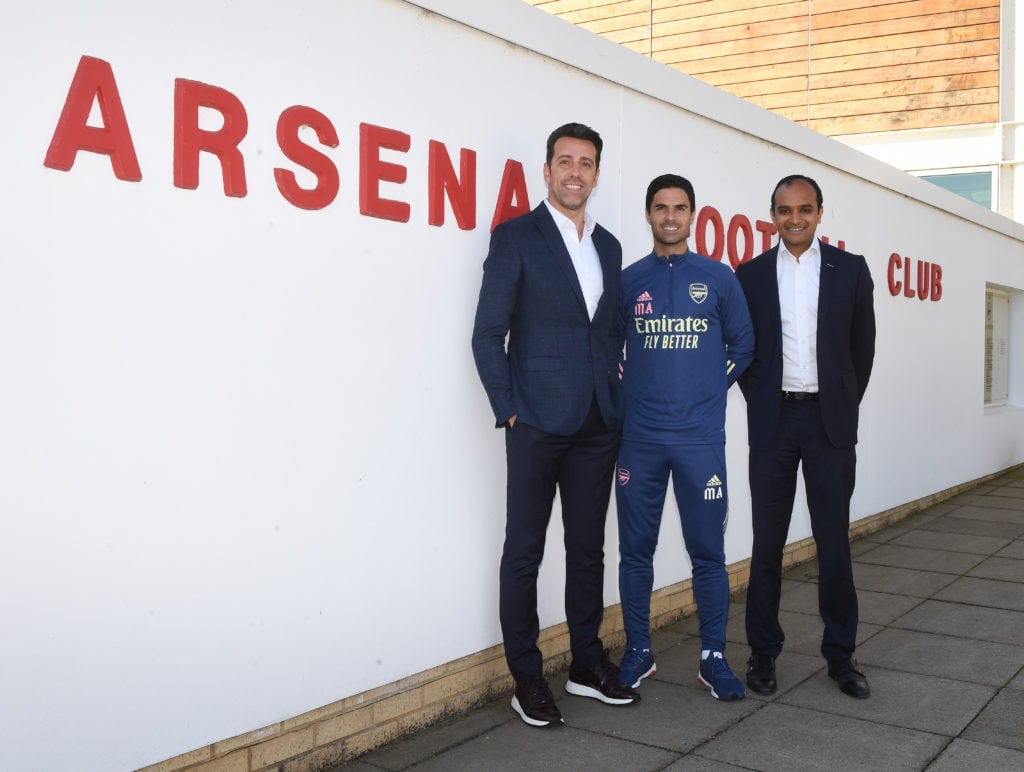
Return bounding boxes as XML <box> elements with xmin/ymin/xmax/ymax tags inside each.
<box><xmin>511</xmin><ymin>695</ymin><xmax>562</xmax><ymax>727</ymax></box>
<box><xmin>625</xmin><ymin>663</ymin><xmax>656</xmax><ymax>689</ymax></box>
<box><xmin>698</xmin><ymin>673</ymin><xmax>745</xmax><ymax>701</ymax></box>
<box><xmin>565</xmin><ymin>679</ymin><xmax>636</xmax><ymax>705</ymax></box>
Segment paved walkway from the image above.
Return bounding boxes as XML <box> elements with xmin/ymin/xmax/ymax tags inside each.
<box><xmin>332</xmin><ymin>468</ymin><xmax>1024</xmax><ymax>771</ymax></box>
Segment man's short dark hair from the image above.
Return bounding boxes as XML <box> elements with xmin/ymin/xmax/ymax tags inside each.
<box><xmin>546</xmin><ymin>123</ymin><xmax>603</xmax><ymax>168</ymax></box>
<box><xmin>646</xmin><ymin>174</ymin><xmax>695</xmax><ymax>212</ymax></box>
<box><xmin>771</xmin><ymin>174</ymin><xmax>823</xmax><ymax>211</ymax></box>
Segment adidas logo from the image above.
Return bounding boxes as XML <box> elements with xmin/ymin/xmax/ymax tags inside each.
<box><xmin>704</xmin><ymin>474</ymin><xmax>723</xmax><ymax>500</ymax></box>
<box><xmin>634</xmin><ymin>291</ymin><xmax>653</xmax><ymax>315</ymax></box>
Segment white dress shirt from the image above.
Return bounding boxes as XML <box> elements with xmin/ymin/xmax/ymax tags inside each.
<box><xmin>777</xmin><ymin>238</ymin><xmax>821</xmax><ymax>392</ymax></box>
<box><xmin>544</xmin><ymin>199</ymin><xmax>604</xmax><ymax>320</ymax></box>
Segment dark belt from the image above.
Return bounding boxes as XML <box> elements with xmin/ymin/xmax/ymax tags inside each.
<box><xmin>782</xmin><ymin>391</ymin><xmax>818</xmax><ymax>401</ymax></box>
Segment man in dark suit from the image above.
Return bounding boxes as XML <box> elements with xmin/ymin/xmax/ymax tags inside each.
<box><xmin>735</xmin><ymin>175</ymin><xmax>876</xmax><ymax>699</ymax></box>
<box><xmin>471</xmin><ymin>123</ymin><xmax>638</xmax><ymax>728</ymax></box>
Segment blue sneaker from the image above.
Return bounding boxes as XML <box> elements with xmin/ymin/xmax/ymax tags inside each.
<box><xmin>618</xmin><ymin>647</ymin><xmax>656</xmax><ymax>688</ymax></box>
<box><xmin>698</xmin><ymin>652</ymin><xmax>745</xmax><ymax>700</ymax></box>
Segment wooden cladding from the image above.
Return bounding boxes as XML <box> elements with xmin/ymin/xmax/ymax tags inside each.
<box><xmin>526</xmin><ymin>0</ymin><xmax>1000</xmax><ymax>135</ymax></box>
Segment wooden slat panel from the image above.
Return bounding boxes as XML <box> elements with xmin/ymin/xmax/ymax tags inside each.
<box><xmin>811</xmin><ymin>86</ymin><xmax>999</xmax><ymax>119</ymax></box>
<box><xmin>721</xmin><ymin>55</ymin><xmax>999</xmax><ymax>97</ymax></box>
<box><xmin>814</xmin><ymin>103</ymin><xmax>999</xmax><ymax>134</ymax></box>
<box><xmin>528</xmin><ymin>0</ymin><xmax>1002</xmax><ymax>136</ymax></box>
<box><xmin>578</xmin><ymin>12</ymin><xmax>652</xmax><ymax>35</ymax></box>
<box><xmin>810</xmin><ymin>7</ymin><xmax>999</xmax><ymax>46</ymax></box>
<box><xmin>661</xmin><ymin>20</ymin><xmax>997</xmax><ymax>65</ymax></box>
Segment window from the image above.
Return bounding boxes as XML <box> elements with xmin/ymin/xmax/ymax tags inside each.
<box><xmin>921</xmin><ymin>171</ymin><xmax>993</xmax><ymax>210</ymax></box>
<box><xmin>986</xmin><ymin>287</ymin><xmax>1009</xmax><ymax>406</ymax></box>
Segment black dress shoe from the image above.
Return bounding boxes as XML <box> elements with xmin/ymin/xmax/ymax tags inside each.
<box><xmin>565</xmin><ymin>658</ymin><xmax>640</xmax><ymax>705</ymax></box>
<box><xmin>745</xmin><ymin>653</ymin><xmax>777</xmax><ymax>696</ymax></box>
<box><xmin>828</xmin><ymin>658</ymin><xmax>870</xmax><ymax>699</ymax></box>
<box><xmin>511</xmin><ymin>677</ymin><xmax>563</xmax><ymax>727</ymax></box>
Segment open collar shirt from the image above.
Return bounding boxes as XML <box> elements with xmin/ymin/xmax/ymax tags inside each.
<box><xmin>776</xmin><ymin>237</ymin><xmax>821</xmax><ymax>392</ymax></box>
<box><xmin>544</xmin><ymin>198</ymin><xmax>603</xmax><ymax>320</ymax></box>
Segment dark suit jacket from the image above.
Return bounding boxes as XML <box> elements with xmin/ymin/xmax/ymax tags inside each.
<box><xmin>735</xmin><ymin>241</ymin><xmax>875</xmax><ymax>450</ymax></box>
<box><xmin>471</xmin><ymin>203</ymin><xmax>623</xmax><ymax>435</ymax></box>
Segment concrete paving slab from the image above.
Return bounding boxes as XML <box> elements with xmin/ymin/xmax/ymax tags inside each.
<box><xmin>945</xmin><ymin>504</ymin><xmax>1024</xmax><ymax>524</ymax></box>
<box><xmin>968</xmin><ymin>555</ymin><xmax>1024</xmax><ymax>582</ymax></box>
<box><xmin>662</xmin><ymin>755</ymin><xmax>752</xmax><ymax>771</ymax></box>
<box><xmin>895</xmin><ymin>600</ymin><xmax>1024</xmax><ymax>646</ymax></box>
<box><xmin>859</xmin><ymin>525</ymin><xmax>908</xmax><ymax>543</ymax></box>
<box><xmin>935</xmin><ymin>576</ymin><xmax>1024</xmax><ymax>612</ymax></box>
<box><xmin>782</xmin><ymin>560</ymin><xmax>820</xmax><ymax>583</ymax></box>
<box><xmin>850</xmin><ymin>539</ymin><xmax>879</xmax><ymax>557</ymax></box>
<box><xmin>888</xmin><ymin>528</ymin><xmax>1012</xmax><ymax>555</ymax></box>
<box><xmin>356</xmin><ymin>701</ymin><xmax>512</xmax><ymax>771</ymax></box>
<box><xmin>928</xmin><ymin>738</ymin><xmax>1024</xmax><ymax>772</ymax></box>
<box><xmin>996</xmin><ymin>539</ymin><xmax>1024</xmax><ymax>558</ymax></box>
<box><xmin>695</xmin><ymin>702</ymin><xmax>947</xmax><ymax>772</ymax></box>
<box><xmin>554</xmin><ymin>677</ymin><xmax>759</xmax><ymax>754</ymax></box>
<box><xmin>780</xmin><ymin>583</ymin><xmax>921</xmax><ymax>625</ymax></box>
<box><xmin>781</xmin><ymin>666</ymin><xmax>995</xmax><ymax>735</ymax></box>
<box><xmin>916</xmin><ymin>514</ymin><xmax>1024</xmax><ymax>539</ymax></box>
<box><xmin>962</xmin><ymin>687</ymin><xmax>1024</xmax><ymax>752</ymax></box>
<box><xmin>741</xmin><ymin>609</ymin><xmax>881</xmax><ymax>658</ymax></box>
<box><xmin>990</xmin><ymin>485</ymin><xmax>1024</xmax><ymax>499</ymax></box>
<box><xmin>852</xmin><ymin>562</ymin><xmax>957</xmax><ymax>597</ymax></box>
<box><xmin>1010</xmin><ymin>669</ymin><xmax>1024</xmax><ymax>690</ymax></box>
<box><xmin>913</xmin><ymin>502</ymin><xmax>959</xmax><ymax>517</ymax></box>
<box><xmin>854</xmin><ymin>627</ymin><xmax>1024</xmax><ymax>685</ymax></box>
<box><xmin>399</xmin><ymin>719</ymin><xmax>678</xmax><ymax>771</ymax></box>
<box><xmin>955</xmin><ymin>494</ymin><xmax>1024</xmax><ymax>510</ymax></box>
<box><xmin>853</xmin><ymin>543</ymin><xmax>986</xmax><ymax>574</ymax></box>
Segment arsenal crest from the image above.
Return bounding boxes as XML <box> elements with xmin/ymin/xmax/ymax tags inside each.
<box><xmin>689</xmin><ymin>283</ymin><xmax>708</xmax><ymax>304</ymax></box>
<box><xmin>617</xmin><ymin>468</ymin><xmax>630</xmax><ymax>485</ymax></box>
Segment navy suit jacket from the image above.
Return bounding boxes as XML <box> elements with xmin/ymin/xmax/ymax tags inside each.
<box><xmin>471</xmin><ymin>203</ymin><xmax>623</xmax><ymax>435</ymax></box>
<box><xmin>735</xmin><ymin>241</ymin><xmax>875</xmax><ymax>450</ymax></box>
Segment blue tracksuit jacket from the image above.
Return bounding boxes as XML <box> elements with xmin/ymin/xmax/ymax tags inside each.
<box><xmin>620</xmin><ymin>250</ymin><xmax>754</xmax><ymax>442</ymax></box>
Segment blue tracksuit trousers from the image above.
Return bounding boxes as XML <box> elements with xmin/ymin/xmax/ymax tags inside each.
<box><xmin>616</xmin><ymin>440</ymin><xmax>730</xmax><ymax>652</ymax></box>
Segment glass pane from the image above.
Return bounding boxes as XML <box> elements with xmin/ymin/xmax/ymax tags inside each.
<box><xmin>921</xmin><ymin>172</ymin><xmax>992</xmax><ymax>209</ymax></box>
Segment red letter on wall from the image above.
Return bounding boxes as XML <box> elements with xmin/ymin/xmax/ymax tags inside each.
<box><xmin>491</xmin><ymin>160</ymin><xmax>531</xmax><ymax>231</ymax></box>
<box><xmin>43</xmin><ymin>55</ymin><xmax>142</xmax><ymax>181</ymax></box>
<box><xmin>887</xmin><ymin>253</ymin><xmax>902</xmax><ymax>296</ymax></box>
<box><xmin>359</xmin><ymin>123</ymin><xmax>411</xmax><ymax>222</ymax></box>
<box><xmin>696</xmin><ymin>206</ymin><xmax>725</xmax><ymax>261</ymax></box>
<box><xmin>755</xmin><ymin>220</ymin><xmax>776</xmax><ymax>253</ymax></box>
<box><xmin>931</xmin><ymin>263</ymin><xmax>943</xmax><ymax>301</ymax></box>
<box><xmin>727</xmin><ymin>214</ymin><xmax>753</xmax><ymax>268</ymax></box>
<box><xmin>903</xmin><ymin>255</ymin><xmax>916</xmax><ymax>298</ymax></box>
<box><xmin>173</xmin><ymin>79</ymin><xmax>248</xmax><ymax>197</ymax></box>
<box><xmin>428</xmin><ymin>140</ymin><xmax>476</xmax><ymax>230</ymax></box>
<box><xmin>274</xmin><ymin>106</ymin><xmax>340</xmax><ymax>211</ymax></box>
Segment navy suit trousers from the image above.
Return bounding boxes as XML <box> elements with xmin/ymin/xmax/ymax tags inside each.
<box><xmin>500</xmin><ymin>399</ymin><xmax>619</xmax><ymax>681</ymax></box>
<box><xmin>745</xmin><ymin>400</ymin><xmax>859</xmax><ymax>663</ymax></box>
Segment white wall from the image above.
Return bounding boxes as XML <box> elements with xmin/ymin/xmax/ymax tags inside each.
<box><xmin>3</xmin><ymin>1</ymin><xmax>1024</xmax><ymax>770</ymax></box>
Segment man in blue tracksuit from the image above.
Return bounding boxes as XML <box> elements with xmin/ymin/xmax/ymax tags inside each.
<box><xmin>616</xmin><ymin>174</ymin><xmax>754</xmax><ymax>699</ymax></box>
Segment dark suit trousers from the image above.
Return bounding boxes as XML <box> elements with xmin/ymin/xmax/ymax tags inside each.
<box><xmin>745</xmin><ymin>400</ymin><xmax>859</xmax><ymax>663</ymax></box>
<box><xmin>500</xmin><ymin>400</ymin><xmax>619</xmax><ymax>681</ymax></box>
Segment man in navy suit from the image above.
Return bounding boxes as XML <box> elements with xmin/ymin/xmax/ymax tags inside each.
<box><xmin>472</xmin><ymin>123</ymin><xmax>637</xmax><ymax>728</ymax></box>
<box><xmin>735</xmin><ymin>175</ymin><xmax>875</xmax><ymax>699</ymax></box>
